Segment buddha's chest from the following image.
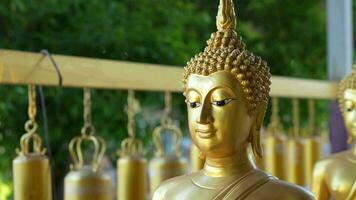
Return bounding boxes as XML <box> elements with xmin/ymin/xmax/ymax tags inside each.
<box><xmin>326</xmin><ymin>163</ymin><xmax>356</xmax><ymax>200</ymax></box>
<box><xmin>163</xmin><ymin>178</ymin><xmax>235</xmax><ymax>200</ymax></box>
<box><xmin>167</xmin><ymin>186</ymin><xmax>221</xmax><ymax>200</ymax></box>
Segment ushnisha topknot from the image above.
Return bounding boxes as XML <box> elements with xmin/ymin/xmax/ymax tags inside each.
<box><xmin>338</xmin><ymin>64</ymin><xmax>356</xmax><ymax>115</ymax></box>
<box><xmin>182</xmin><ymin>0</ymin><xmax>271</xmax><ymax>114</ymax></box>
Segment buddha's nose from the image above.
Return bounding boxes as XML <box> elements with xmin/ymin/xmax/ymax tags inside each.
<box><xmin>197</xmin><ymin>102</ymin><xmax>213</xmax><ymax>124</ymax></box>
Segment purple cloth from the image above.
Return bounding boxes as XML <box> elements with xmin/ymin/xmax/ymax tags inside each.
<box><xmin>329</xmin><ymin>101</ymin><xmax>348</xmax><ymax>153</ymax></box>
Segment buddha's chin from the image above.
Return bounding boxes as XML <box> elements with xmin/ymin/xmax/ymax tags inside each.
<box><xmin>193</xmin><ymin>138</ymin><xmax>221</xmax><ymax>153</ymax></box>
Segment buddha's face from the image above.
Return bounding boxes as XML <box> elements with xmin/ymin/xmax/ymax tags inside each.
<box><xmin>343</xmin><ymin>89</ymin><xmax>356</xmax><ymax>140</ymax></box>
<box><xmin>185</xmin><ymin>71</ymin><xmax>253</xmax><ymax>157</ymax></box>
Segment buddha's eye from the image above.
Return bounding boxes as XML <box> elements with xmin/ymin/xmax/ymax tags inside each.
<box><xmin>212</xmin><ymin>99</ymin><xmax>232</xmax><ymax>107</ymax></box>
<box><xmin>188</xmin><ymin>101</ymin><xmax>201</xmax><ymax>108</ymax></box>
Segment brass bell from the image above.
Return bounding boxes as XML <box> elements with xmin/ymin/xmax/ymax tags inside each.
<box><xmin>303</xmin><ymin>135</ymin><xmax>320</xmax><ymax>187</ymax></box>
<box><xmin>149</xmin><ymin>124</ymin><xmax>187</xmax><ymax>194</ymax></box>
<box><xmin>285</xmin><ymin>129</ymin><xmax>305</xmax><ymax>186</ymax></box>
<box><xmin>118</xmin><ymin>138</ymin><xmax>147</xmax><ymax>200</ymax></box>
<box><xmin>264</xmin><ymin>133</ymin><xmax>285</xmax><ymax>179</ymax></box>
<box><xmin>303</xmin><ymin>99</ymin><xmax>321</xmax><ymax>187</ymax></box>
<box><xmin>117</xmin><ymin>90</ymin><xmax>147</xmax><ymax>200</ymax></box>
<box><xmin>65</xmin><ymin>88</ymin><xmax>112</xmax><ymax>200</ymax></box>
<box><xmin>285</xmin><ymin>98</ymin><xmax>305</xmax><ymax>186</ymax></box>
<box><xmin>190</xmin><ymin>144</ymin><xmax>204</xmax><ymax>172</ymax></box>
<box><xmin>13</xmin><ymin>129</ymin><xmax>52</xmax><ymax>200</ymax></box>
<box><xmin>263</xmin><ymin>97</ymin><xmax>285</xmax><ymax>179</ymax></box>
<box><xmin>64</xmin><ymin>135</ymin><xmax>112</xmax><ymax>200</ymax></box>
<box><xmin>13</xmin><ymin>85</ymin><xmax>52</xmax><ymax>200</ymax></box>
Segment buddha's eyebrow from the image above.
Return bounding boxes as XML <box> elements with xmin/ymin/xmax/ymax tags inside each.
<box><xmin>185</xmin><ymin>88</ymin><xmax>201</xmax><ymax>96</ymax></box>
<box><xmin>210</xmin><ymin>85</ymin><xmax>235</xmax><ymax>95</ymax></box>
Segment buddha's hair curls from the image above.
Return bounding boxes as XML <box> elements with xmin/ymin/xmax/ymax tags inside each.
<box><xmin>338</xmin><ymin>65</ymin><xmax>356</xmax><ymax>115</ymax></box>
<box><xmin>182</xmin><ymin>30</ymin><xmax>271</xmax><ymax>115</ymax></box>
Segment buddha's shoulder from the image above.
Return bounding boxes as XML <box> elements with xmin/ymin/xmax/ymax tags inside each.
<box><xmin>249</xmin><ymin>178</ymin><xmax>316</xmax><ymax>200</ymax></box>
<box><xmin>153</xmin><ymin>172</ymin><xmax>197</xmax><ymax>198</ymax></box>
<box><xmin>314</xmin><ymin>150</ymin><xmax>351</xmax><ymax>170</ymax></box>
<box><xmin>158</xmin><ymin>173</ymin><xmax>194</xmax><ymax>188</ymax></box>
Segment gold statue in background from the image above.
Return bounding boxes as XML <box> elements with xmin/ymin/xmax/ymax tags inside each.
<box><xmin>312</xmin><ymin>67</ymin><xmax>356</xmax><ymax>200</ymax></box>
<box><xmin>153</xmin><ymin>0</ymin><xmax>315</xmax><ymax>199</ymax></box>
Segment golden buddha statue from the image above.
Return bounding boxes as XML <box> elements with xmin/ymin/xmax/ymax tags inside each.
<box><xmin>153</xmin><ymin>0</ymin><xmax>315</xmax><ymax>199</ymax></box>
<box><xmin>312</xmin><ymin>67</ymin><xmax>356</xmax><ymax>200</ymax></box>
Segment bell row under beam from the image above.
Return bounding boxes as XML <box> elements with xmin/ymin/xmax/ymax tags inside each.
<box><xmin>0</xmin><ymin>49</ymin><xmax>337</xmax><ymax>99</ymax></box>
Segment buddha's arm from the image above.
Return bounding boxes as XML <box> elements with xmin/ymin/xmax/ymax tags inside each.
<box><xmin>152</xmin><ymin>194</ymin><xmax>163</xmax><ymax>200</ymax></box>
<box><xmin>152</xmin><ymin>189</ymin><xmax>164</xmax><ymax>200</ymax></box>
<box><xmin>311</xmin><ymin>161</ymin><xmax>330</xmax><ymax>200</ymax></box>
<box><xmin>152</xmin><ymin>182</ymin><xmax>170</xmax><ymax>200</ymax></box>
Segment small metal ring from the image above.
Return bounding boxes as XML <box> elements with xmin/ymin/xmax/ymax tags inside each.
<box><xmin>24</xmin><ymin>120</ymin><xmax>38</xmax><ymax>133</ymax></box>
<box><xmin>81</xmin><ymin>125</ymin><xmax>95</xmax><ymax>136</ymax></box>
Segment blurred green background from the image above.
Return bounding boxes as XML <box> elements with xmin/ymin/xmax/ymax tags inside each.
<box><xmin>0</xmin><ymin>0</ymin><xmax>354</xmax><ymax>199</ymax></box>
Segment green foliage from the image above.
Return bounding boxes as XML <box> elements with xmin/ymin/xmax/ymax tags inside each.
<box><xmin>0</xmin><ymin>0</ymin><xmax>335</xmax><ymax>199</ymax></box>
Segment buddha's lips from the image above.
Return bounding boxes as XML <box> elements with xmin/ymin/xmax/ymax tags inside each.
<box><xmin>195</xmin><ymin>125</ymin><xmax>216</xmax><ymax>138</ymax></box>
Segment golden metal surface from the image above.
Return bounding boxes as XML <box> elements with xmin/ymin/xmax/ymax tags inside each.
<box><xmin>64</xmin><ymin>88</ymin><xmax>112</xmax><ymax>200</ymax></box>
<box><xmin>264</xmin><ymin>135</ymin><xmax>285</xmax><ymax>179</ymax></box>
<box><xmin>285</xmin><ymin>99</ymin><xmax>306</xmax><ymax>186</ymax></box>
<box><xmin>153</xmin><ymin>0</ymin><xmax>315</xmax><ymax>199</ymax></box>
<box><xmin>303</xmin><ymin>100</ymin><xmax>320</xmax><ymax>187</ymax></box>
<box><xmin>117</xmin><ymin>156</ymin><xmax>147</xmax><ymax>200</ymax></box>
<box><xmin>263</xmin><ymin>98</ymin><xmax>285</xmax><ymax>179</ymax></box>
<box><xmin>303</xmin><ymin>137</ymin><xmax>320</xmax><ymax>187</ymax></box>
<box><xmin>64</xmin><ymin>166</ymin><xmax>112</xmax><ymax>200</ymax></box>
<box><xmin>0</xmin><ymin>49</ymin><xmax>337</xmax><ymax>99</ymax></box>
<box><xmin>285</xmin><ymin>137</ymin><xmax>305</xmax><ymax>186</ymax></box>
<box><xmin>117</xmin><ymin>91</ymin><xmax>147</xmax><ymax>200</ymax></box>
<box><xmin>190</xmin><ymin>144</ymin><xmax>205</xmax><ymax>172</ymax></box>
<box><xmin>13</xmin><ymin>154</ymin><xmax>52</xmax><ymax>200</ymax></box>
<box><xmin>13</xmin><ymin>85</ymin><xmax>52</xmax><ymax>200</ymax></box>
<box><xmin>312</xmin><ymin>68</ymin><xmax>356</xmax><ymax>199</ymax></box>
<box><xmin>149</xmin><ymin>155</ymin><xmax>187</xmax><ymax>195</ymax></box>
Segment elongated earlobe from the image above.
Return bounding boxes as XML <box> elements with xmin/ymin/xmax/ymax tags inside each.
<box><xmin>249</xmin><ymin>103</ymin><xmax>268</xmax><ymax>158</ymax></box>
<box><xmin>347</xmin><ymin>135</ymin><xmax>353</xmax><ymax>144</ymax></box>
<box><xmin>249</xmin><ymin>122</ymin><xmax>263</xmax><ymax>158</ymax></box>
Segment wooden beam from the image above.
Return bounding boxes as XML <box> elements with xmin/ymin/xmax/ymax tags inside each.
<box><xmin>271</xmin><ymin>76</ymin><xmax>337</xmax><ymax>99</ymax></box>
<box><xmin>0</xmin><ymin>49</ymin><xmax>337</xmax><ymax>99</ymax></box>
<box><xmin>0</xmin><ymin>49</ymin><xmax>183</xmax><ymax>92</ymax></box>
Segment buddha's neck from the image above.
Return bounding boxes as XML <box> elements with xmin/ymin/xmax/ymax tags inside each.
<box><xmin>204</xmin><ymin>148</ymin><xmax>255</xmax><ymax>177</ymax></box>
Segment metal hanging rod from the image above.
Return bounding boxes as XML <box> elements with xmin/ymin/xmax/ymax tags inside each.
<box><xmin>0</xmin><ymin>49</ymin><xmax>337</xmax><ymax>99</ymax></box>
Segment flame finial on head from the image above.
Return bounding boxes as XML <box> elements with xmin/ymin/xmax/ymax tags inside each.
<box><xmin>217</xmin><ymin>0</ymin><xmax>236</xmax><ymax>31</ymax></box>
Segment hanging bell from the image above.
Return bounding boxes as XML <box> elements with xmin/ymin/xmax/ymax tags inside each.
<box><xmin>117</xmin><ymin>138</ymin><xmax>147</xmax><ymax>200</ymax></box>
<box><xmin>302</xmin><ymin>99</ymin><xmax>321</xmax><ymax>187</ymax></box>
<box><xmin>264</xmin><ymin>98</ymin><xmax>285</xmax><ymax>179</ymax></box>
<box><xmin>13</xmin><ymin>121</ymin><xmax>52</xmax><ymax>200</ymax></box>
<box><xmin>285</xmin><ymin>98</ymin><xmax>305</xmax><ymax>186</ymax></box>
<box><xmin>285</xmin><ymin>129</ymin><xmax>305</xmax><ymax>186</ymax></box>
<box><xmin>190</xmin><ymin>144</ymin><xmax>204</xmax><ymax>172</ymax></box>
<box><xmin>149</xmin><ymin>124</ymin><xmax>187</xmax><ymax>194</ymax></box>
<box><xmin>117</xmin><ymin>90</ymin><xmax>147</xmax><ymax>200</ymax></box>
<box><xmin>264</xmin><ymin>133</ymin><xmax>285</xmax><ymax>179</ymax></box>
<box><xmin>64</xmin><ymin>135</ymin><xmax>112</xmax><ymax>200</ymax></box>
<box><xmin>302</xmin><ymin>134</ymin><xmax>320</xmax><ymax>187</ymax></box>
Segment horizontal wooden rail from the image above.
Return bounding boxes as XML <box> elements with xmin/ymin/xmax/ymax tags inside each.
<box><xmin>0</xmin><ymin>49</ymin><xmax>338</xmax><ymax>99</ymax></box>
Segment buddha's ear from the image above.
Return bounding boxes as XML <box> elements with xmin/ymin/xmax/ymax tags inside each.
<box><xmin>248</xmin><ymin>102</ymin><xmax>268</xmax><ymax>158</ymax></box>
